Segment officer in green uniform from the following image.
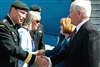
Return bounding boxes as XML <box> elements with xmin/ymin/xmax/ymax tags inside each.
<box><xmin>0</xmin><ymin>1</ymin><xmax>48</xmax><ymax>67</ymax></box>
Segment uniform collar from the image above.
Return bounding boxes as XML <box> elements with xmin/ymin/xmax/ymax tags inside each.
<box><xmin>7</xmin><ymin>14</ymin><xmax>15</xmax><ymax>26</ymax></box>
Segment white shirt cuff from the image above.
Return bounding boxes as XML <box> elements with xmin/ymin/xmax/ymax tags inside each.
<box><xmin>47</xmin><ymin>57</ymin><xmax>52</xmax><ymax>67</ymax></box>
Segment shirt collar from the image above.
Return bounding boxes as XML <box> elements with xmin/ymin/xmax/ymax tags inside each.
<box><xmin>76</xmin><ymin>18</ymin><xmax>89</xmax><ymax>33</ymax></box>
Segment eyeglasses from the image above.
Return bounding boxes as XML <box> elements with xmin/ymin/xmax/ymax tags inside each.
<box><xmin>36</xmin><ymin>20</ymin><xmax>40</xmax><ymax>23</ymax></box>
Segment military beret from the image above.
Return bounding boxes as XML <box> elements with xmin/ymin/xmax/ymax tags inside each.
<box><xmin>30</xmin><ymin>5</ymin><xmax>41</xmax><ymax>12</ymax></box>
<box><xmin>11</xmin><ymin>1</ymin><xmax>29</xmax><ymax>12</ymax></box>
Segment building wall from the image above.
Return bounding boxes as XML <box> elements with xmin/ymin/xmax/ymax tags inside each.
<box><xmin>90</xmin><ymin>0</ymin><xmax>100</xmax><ymax>31</ymax></box>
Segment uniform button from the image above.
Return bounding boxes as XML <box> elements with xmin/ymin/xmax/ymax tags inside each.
<box><xmin>12</xmin><ymin>32</ymin><xmax>16</xmax><ymax>36</ymax></box>
<box><xmin>15</xmin><ymin>39</ymin><xmax>17</xmax><ymax>41</ymax></box>
<box><xmin>12</xmin><ymin>32</ymin><xmax>14</xmax><ymax>34</ymax></box>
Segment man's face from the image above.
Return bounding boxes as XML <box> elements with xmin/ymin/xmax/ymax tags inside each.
<box><xmin>12</xmin><ymin>7</ymin><xmax>27</xmax><ymax>25</ymax></box>
<box><xmin>69</xmin><ymin>6</ymin><xmax>79</xmax><ymax>26</ymax></box>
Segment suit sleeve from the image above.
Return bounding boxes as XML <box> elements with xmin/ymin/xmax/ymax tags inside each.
<box><xmin>0</xmin><ymin>22</ymin><xmax>36</xmax><ymax>65</ymax></box>
<box><xmin>50</xmin><ymin>45</ymin><xmax>68</xmax><ymax>65</ymax></box>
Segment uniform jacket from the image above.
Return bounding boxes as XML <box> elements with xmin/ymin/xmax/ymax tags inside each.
<box><xmin>30</xmin><ymin>24</ymin><xmax>45</xmax><ymax>51</ymax></box>
<box><xmin>50</xmin><ymin>20</ymin><xmax>100</xmax><ymax>67</ymax></box>
<box><xmin>0</xmin><ymin>15</ymin><xmax>36</xmax><ymax>67</ymax></box>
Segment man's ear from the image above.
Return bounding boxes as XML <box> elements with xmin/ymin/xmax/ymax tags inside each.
<box><xmin>11</xmin><ymin>7</ymin><xmax>16</xmax><ymax>13</ymax></box>
<box><xmin>78</xmin><ymin>10</ymin><xmax>82</xmax><ymax>17</ymax></box>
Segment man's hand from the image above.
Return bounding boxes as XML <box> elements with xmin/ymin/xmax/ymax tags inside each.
<box><xmin>36</xmin><ymin>56</ymin><xmax>49</xmax><ymax>67</ymax></box>
<box><xmin>37</xmin><ymin>49</ymin><xmax>45</xmax><ymax>56</ymax></box>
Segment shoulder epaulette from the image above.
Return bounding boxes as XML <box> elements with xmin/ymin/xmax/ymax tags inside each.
<box><xmin>0</xmin><ymin>19</ymin><xmax>6</xmax><ymax>27</ymax></box>
<box><xmin>3</xmin><ymin>19</ymin><xmax>7</xmax><ymax>23</ymax></box>
<box><xmin>0</xmin><ymin>24</ymin><xmax>5</xmax><ymax>27</ymax></box>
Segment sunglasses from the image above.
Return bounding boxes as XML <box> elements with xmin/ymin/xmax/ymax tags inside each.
<box><xmin>36</xmin><ymin>20</ymin><xmax>40</xmax><ymax>23</ymax></box>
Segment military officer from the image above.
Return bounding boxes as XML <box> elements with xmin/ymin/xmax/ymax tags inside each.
<box><xmin>30</xmin><ymin>5</ymin><xmax>45</xmax><ymax>51</ymax></box>
<box><xmin>0</xmin><ymin>1</ymin><xmax>48</xmax><ymax>67</ymax></box>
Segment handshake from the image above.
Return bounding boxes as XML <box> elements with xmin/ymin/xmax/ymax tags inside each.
<box><xmin>32</xmin><ymin>49</ymin><xmax>52</xmax><ymax>67</ymax></box>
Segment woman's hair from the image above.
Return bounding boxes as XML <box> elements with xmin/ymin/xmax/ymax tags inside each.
<box><xmin>60</xmin><ymin>17</ymin><xmax>76</xmax><ymax>34</ymax></box>
<box><xmin>22</xmin><ymin>11</ymin><xmax>41</xmax><ymax>28</ymax></box>
<box><xmin>71</xmin><ymin>0</ymin><xmax>91</xmax><ymax>17</ymax></box>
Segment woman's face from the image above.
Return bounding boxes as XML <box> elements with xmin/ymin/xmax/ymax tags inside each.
<box><xmin>60</xmin><ymin>25</ymin><xmax>64</xmax><ymax>35</ymax></box>
<box><xmin>32</xmin><ymin>20</ymin><xmax>40</xmax><ymax>30</ymax></box>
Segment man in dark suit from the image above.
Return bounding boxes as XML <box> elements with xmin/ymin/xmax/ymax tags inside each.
<box><xmin>0</xmin><ymin>1</ymin><xmax>48</xmax><ymax>67</ymax></box>
<box><xmin>30</xmin><ymin>5</ymin><xmax>45</xmax><ymax>51</ymax></box>
<box><xmin>40</xmin><ymin>1</ymin><xmax>100</xmax><ymax>67</ymax></box>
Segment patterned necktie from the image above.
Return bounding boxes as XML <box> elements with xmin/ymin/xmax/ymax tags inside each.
<box><xmin>71</xmin><ymin>28</ymin><xmax>76</xmax><ymax>41</ymax></box>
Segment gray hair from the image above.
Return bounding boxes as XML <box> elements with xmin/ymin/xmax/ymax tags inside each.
<box><xmin>22</xmin><ymin>11</ymin><xmax>41</xmax><ymax>28</ymax></box>
<box><xmin>71</xmin><ymin>0</ymin><xmax>91</xmax><ymax>17</ymax></box>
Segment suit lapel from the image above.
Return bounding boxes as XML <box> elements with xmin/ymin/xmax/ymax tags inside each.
<box><xmin>66</xmin><ymin>29</ymin><xmax>82</xmax><ymax>54</ymax></box>
<box><xmin>57</xmin><ymin>39</ymin><xmax>65</xmax><ymax>51</ymax></box>
<box><xmin>66</xmin><ymin>20</ymin><xmax>90</xmax><ymax>54</ymax></box>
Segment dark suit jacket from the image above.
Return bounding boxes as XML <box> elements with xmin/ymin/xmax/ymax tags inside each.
<box><xmin>50</xmin><ymin>20</ymin><xmax>100</xmax><ymax>67</ymax></box>
<box><xmin>0</xmin><ymin>15</ymin><xmax>36</xmax><ymax>67</ymax></box>
<box><xmin>45</xmin><ymin>34</ymin><xmax>68</xmax><ymax>57</ymax></box>
<box><xmin>30</xmin><ymin>24</ymin><xmax>45</xmax><ymax>51</ymax></box>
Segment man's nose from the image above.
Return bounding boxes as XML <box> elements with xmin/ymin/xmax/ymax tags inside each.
<box><xmin>23</xmin><ymin>14</ymin><xmax>26</xmax><ymax>19</ymax></box>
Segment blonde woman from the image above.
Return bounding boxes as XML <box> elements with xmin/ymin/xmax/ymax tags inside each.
<box><xmin>36</xmin><ymin>17</ymin><xmax>76</xmax><ymax>67</ymax></box>
<box><xmin>18</xmin><ymin>11</ymin><xmax>41</xmax><ymax>67</ymax></box>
